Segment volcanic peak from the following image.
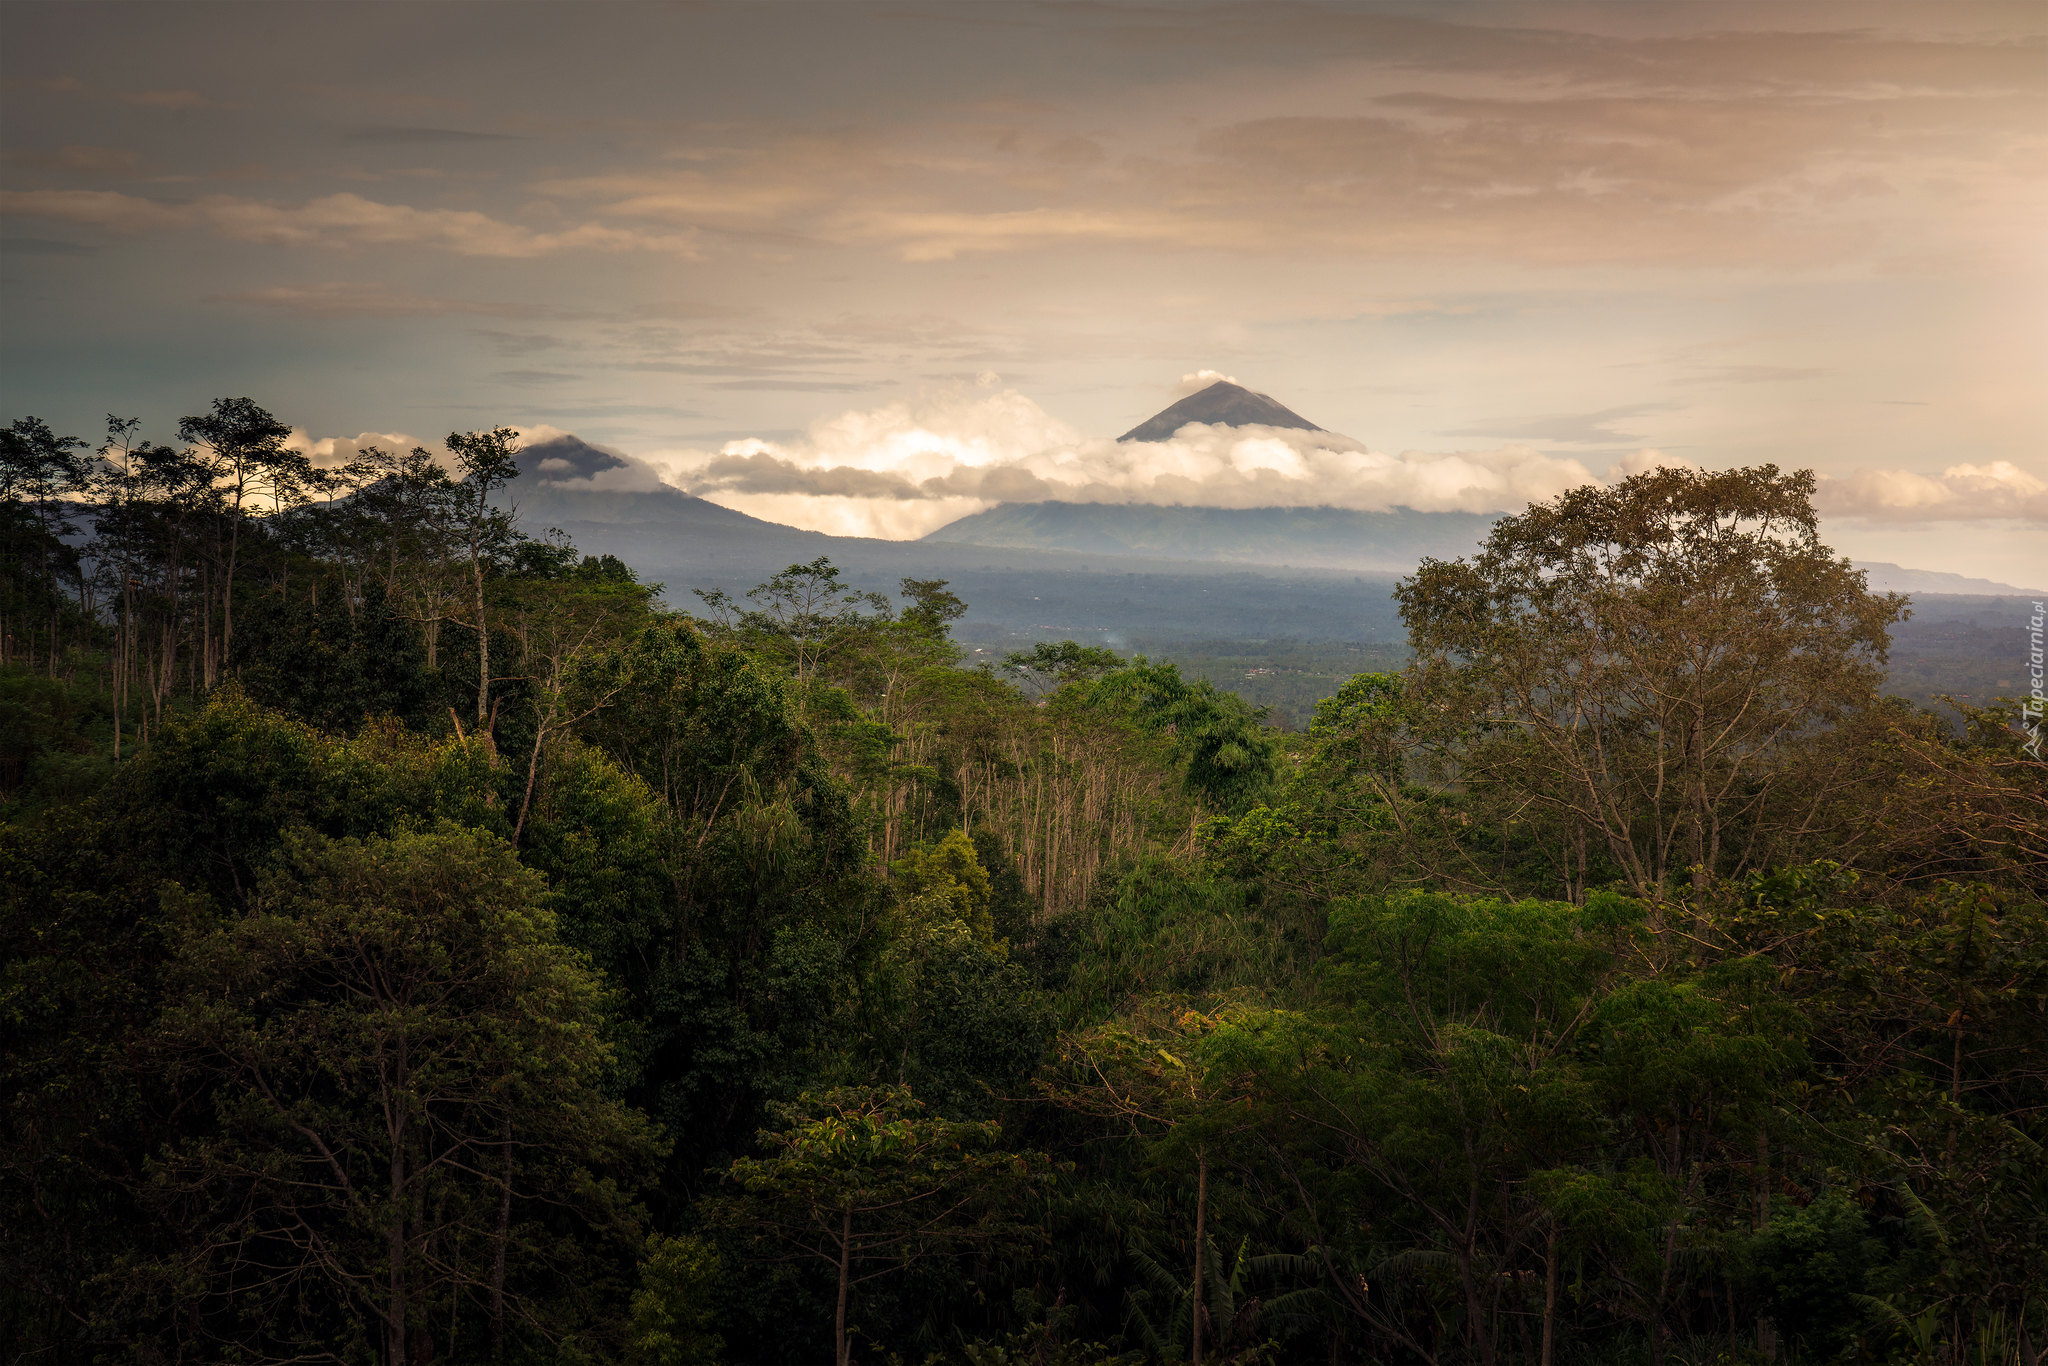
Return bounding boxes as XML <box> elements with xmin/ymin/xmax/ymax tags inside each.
<box><xmin>1117</xmin><ymin>380</ymin><xmax>1325</xmax><ymax>443</ymax></box>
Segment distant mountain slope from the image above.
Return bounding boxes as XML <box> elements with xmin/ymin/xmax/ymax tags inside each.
<box><xmin>921</xmin><ymin>501</ymin><xmax>2044</xmax><ymax>594</ymax></box>
<box><xmin>923</xmin><ymin>502</ymin><xmax>1498</xmax><ymax>572</ymax></box>
<box><xmin>1117</xmin><ymin>380</ymin><xmax>1325</xmax><ymax>442</ymax></box>
<box><xmin>1853</xmin><ymin>561</ymin><xmax>2044</xmax><ymax>597</ymax></box>
<box><xmin>511</xmin><ymin>433</ymin><xmax>783</xmax><ymax>533</ymax></box>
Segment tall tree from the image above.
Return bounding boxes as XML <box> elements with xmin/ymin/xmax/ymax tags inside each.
<box><xmin>0</xmin><ymin>417</ymin><xmax>90</xmax><ymax>669</ymax></box>
<box><xmin>737</xmin><ymin>557</ymin><xmax>888</xmax><ymax>687</ymax></box>
<box><xmin>150</xmin><ymin>824</ymin><xmax>656</xmax><ymax>1364</ymax></box>
<box><xmin>706</xmin><ymin>1085</ymin><xmax>1049</xmax><ymax>1366</ymax></box>
<box><xmin>1045</xmin><ymin>1004</ymin><xmax>1268</xmax><ymax>1366</ymax></box>
<box><xmin>1397</xmin><ymin>464</ymin><xmax>1905</xmax><ymax>900</ymax></box>
<box><xmin>444</xmin><ymin>426</ymin><xmax>523</xmax><ymax>738</ymax></box>
<box><xmin>177</xmin><ymin>397</ymin><xmax>312</xmax><ymax>681</ymax></box>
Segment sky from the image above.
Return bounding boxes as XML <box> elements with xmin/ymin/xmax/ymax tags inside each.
<box><xmin>3</xmin><ymin>0</ymin><xmax>2043</xmax><ymax>580</ymax></box>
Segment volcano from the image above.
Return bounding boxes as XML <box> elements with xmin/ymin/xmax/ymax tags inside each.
<box><xmin>1117</xmin><ymin>380</ymin><xmax>1325</xmax><ymax>443</ymax></box>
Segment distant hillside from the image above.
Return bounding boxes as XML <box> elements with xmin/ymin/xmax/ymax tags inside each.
<box><xmin>511</xmin><ymin>433</ymin><xmax>785</xmax><ymax>533</ymax></box>
<box><xmin>1854</xmin><ymin>561</ymin><xmax>2044</xmax><ymax>597</ymax></box>
<box><xmin>923</xmin><ymin>502</ymin><xmax>1498</xmax><ymax>572</ymax></box>
<box><xmin>1117</xmin><ymin>380</ymin><xmax>1325</xmax><ymax>442</ymax></box>
<box><xmin>502</xmin><ymin>460</ymin><xmax>1412</xmax><ymax>643</ymax></box>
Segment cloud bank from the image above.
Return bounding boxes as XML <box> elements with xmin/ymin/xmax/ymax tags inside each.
<box><xmin>648</xmin><ymin>380</ymin><xmax>1642</xmax><ymax>540</ymax></box>
<box><xmin>1820</xmin><ymin>462</ymin><xmax>2048</xmax><ymax>522</ymax></box>
<box><xmin>286</xmin><ymin>387</ymin><xmax>2046</xmax><ymax>545</ymax></box>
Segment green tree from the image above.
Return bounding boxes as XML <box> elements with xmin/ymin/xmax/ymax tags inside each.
<box><xmin>150</xmin><ymin>824</ymin><xmax>658</xmax><ymax>1364</ymax></box>
<box><xmin>736</xmin><ymin>557</ymin><xmax>888</xmax><ymax>686</ymax></box>
<box><xmin>178</xmin><ymin>397</ymin><xmax>315</xmax><ymax>681</ymax></box>
<box><xmin>1003</xmin><ymin>640</ymin><xmax>1127</xmax><ymax>699</ymax></box>
<box><xmin>706</xmin><ymin>1085</ymin><xmax>1051</xmax><ymax>1366</ymax></box>
<box><xmin>1269</xmin><ymin>891</ymin><xmax>1614</xmax><ymax>1364</ymax></box>
<box><xmin>1044</xmin><ymin>1003</ymin><xmax>1274</xmax><ymax>1366</ymax></box>
<box><xmin>0</xmin><ymin>416</ymin><xmax>91</xmax><ymax>671</ymax></box>
<box><xmin>892</xmin><ymin>828</ymin><xmax>995</xmax><ymax>940</ymax></box>
<box><xmin>629</xmin><ymin>1233</ymin><xmax>725</xmax><ymax>1366</ymax></box>
<box><xmin>1397</xmin><ymin>464</ymin><xmax>1904</xmax><ymax>899</ymax></box>
<box><xmin>1079</xmin><ymin>660</ymin><xmax>1278</xmax><ymax>815</ymax></box>
<box><xmin>1565</xmin><ymin>958</ymin><xmax>1805</xmax><ymax>1366</ymax></box>
<box><xmin>897</xmin><ymin>576</ymin><xmax>968</xmax><ymax>641</ymax></box>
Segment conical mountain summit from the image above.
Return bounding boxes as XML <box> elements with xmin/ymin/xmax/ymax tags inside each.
<box><xmin>1116</xmin><ymin>380</ymin><xmax>1325</xmax><ymax>443</ymax></box>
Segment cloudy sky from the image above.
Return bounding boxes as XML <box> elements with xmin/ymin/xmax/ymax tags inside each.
<box><xmin>3</xmin><ymin>1</ymin><xmax>2043</xmax><ymax>577</ymax></box>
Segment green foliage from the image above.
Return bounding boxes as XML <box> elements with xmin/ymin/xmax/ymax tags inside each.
<box><xmin>706</xmin><ymin>1085</ymin><xmax>1055</xmax><ymax>1366</ymax></box>
<box><xmin>1397</xmin><ymin>463</ymin><xmax>1907</xmax><ymax>897</ymax></box>
<box><xmin>1056</xmin><ymin>857</ymin><xmax>1318</xmax><ymax>1023</ymax></box>
<box><xmin>899</xmin><ymin>577</ymin><xmax>968</xmax><ymax>640</ymax></box>
<box><xmin>1746</xmin><ymin>1190</ymin><xmax>1885</xmax><ymax>1360</ymax></box>
<box><xmin>0</xmin><ymin>416</ymin><xmax>89</xmax><ymax>635</ymax></box>
<box><xmin>1004</xmin><ymin>639</ymin><xmax>1128</xmax><ymax>697</ymax></box>
<box><xmin>147</xmin><ymin>824</ymin><xmax>659</xmax><ymax>1361</ymax></box>
<box><xmin>0</xmin><ymin>666</ymin><xmax>109</xmax><ymax>806</ymax></box>
<box><xmin>233</xmin><ymin>577</ymin><xmax>439</xmax><ymax>731</ymax></box>
<box><xmin>894</xmin><ymin>828</ymin><xmax>996</xmax><ymax>939</ymax></box>
<box><xmin>1077</xmin><ymin>660</ymin><xmax>1279</xmax><ymax>814</ymax></box>
<box><xmin>630</xmin><ymin>1233</ymin><xmax>726</xmax><ymax>1366</ymax></box>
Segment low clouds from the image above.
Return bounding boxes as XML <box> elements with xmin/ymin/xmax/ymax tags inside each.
<box><xmin>1820</xmin><ymin>462</ymin><xmax>2048</xmax><ymax>522</ymax></box>
<box><xmin>0</xmin><ymin>189</ymin><xmax>697</xmax><ymax>257</ymax></box>
<box><xmin>1177</xmin><ymin>370</ymin><xmax>1239</xmax><ymax>395</ymax></box>
<box><xmin>284</xmin><ymin>429</ymin><xmax>423</xmax><ymax>468</ymax></box>
<box><xmin>283</xmin><ymin>397</ymin><xmax>2048</xmax><ymax>541</ymax></box>
<box><xmin>282</xmin><ymin>423</ymin><xmax>668</xmax><ymax>495</ymax></box>
<box><xmin>651</xmin><ymin>380</ymin><xmax>1628</xmax><ymax>540</ymax></box>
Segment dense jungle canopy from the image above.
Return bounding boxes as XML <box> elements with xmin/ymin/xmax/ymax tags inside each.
<box><xmin>2</xmin><ymin>404</ymin><xmax>2043</xmax><ymax>1366</ymax></box>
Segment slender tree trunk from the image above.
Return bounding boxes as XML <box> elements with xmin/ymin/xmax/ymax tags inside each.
<box><xmin>1946</xmin><ymin>911</ymin><xmax>1979</xmax><ymax>1165</ymax></box>
<box><xmin>1755</xmin><ymin>1128</ymin><xmax>1775</xmax><ymax>1359</ymax></box>
<box><xmin>835</xmin><ymin>1205</ymin><xmax>853</xmax><ymax>1366</ymax></box>
<box><xmin>389</xmin><ymin>1143</ymin><xmax>408</xmax><ymax>1366</ymax></box>
<box><xmin>1650</xmin><ymin>1216</ymin><xmax>1679</xmax><ymax>1366</ymax></box>
<box><xmin>223</xmin><ymin>495</ymin><xmax>241</xmax><ymax>670</ymax></box>
<box><xmin>1458</xmin><ymin>1231</ymin><xmax>1496</xmax><ymax>1366</ymax></box>
<box><xmin>491</xmin><ymin>1119</ymin><xmax>511</xmax><ymax>1362</ymax></box>
<box><xmin>1192</xmin><ymin>1146</ymin><xmax>1207</xmax><ymax>1366</ymax></box>
<box><xmin>514</xmin><ymin>701</ymin><xmax>552</xmax><ymax>844</ymax></box>
<box><xmin>1541</xmin><ymin>1225</ymin><xmax>1557</xmax><ymax>1366</ymax></box>
<box><xmin>473</xmin><ymin>555</ymin><xmax>490</xmax><ymax>736</ymax></box>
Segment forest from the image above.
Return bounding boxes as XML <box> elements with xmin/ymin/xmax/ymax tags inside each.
<box><xmin>1</xmin><ymin>400</ymin><xmax>2043</xmax><ymax>1366</ymax></box>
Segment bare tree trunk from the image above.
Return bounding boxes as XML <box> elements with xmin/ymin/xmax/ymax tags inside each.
<box><xmin>223</xmin><ymin>499</ymin><xmax>241</xmax><ymax>671</ymax></box>
<box><xmin>473</xmin><ymin>558</ymin><xmax>490</xmax><ymax>736</ymax></box>
<box><xmin>389</xmin><ymin>1143</ymin><xmax>408</xmax><ymax>1366</ymax></box>
<box><xmin>1541</xmin><ymin>1225</ymin><xmax>1558</xmax><ymax>1366</ymax></box>
<box><xmin>1650</xmin><ymin>1215</ymin><xmax>1679</xmax><ymax>1366</ymax></box>
<box><xmin>1458</xmin><ymin>1229</ymin><xmax>1496</xmax><ymax>1366</ymax></box>
<box><xmin>490</xmin><ymin>1120</ymin><xmax>511</xmax><ymax>1362</ymax></box>
<box><xmin>1755</xmin><ymin>1128</ymin><xmax>1776</xmax><ymax>1359</ymax></box>
<box><xmin>835</xmin><ymin>1205</ymin><xmax>854</xmax><ymax>1366</ymax></box>
<box><xmin>1192</xmin><ymin>1146</ymin><xmax>1207</xmax><ymax>1366</ymax></box>
<box><xmin>514</xmin><ymin>705</ymin><xmax>551</xmax><ymax>844</ymax></box>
